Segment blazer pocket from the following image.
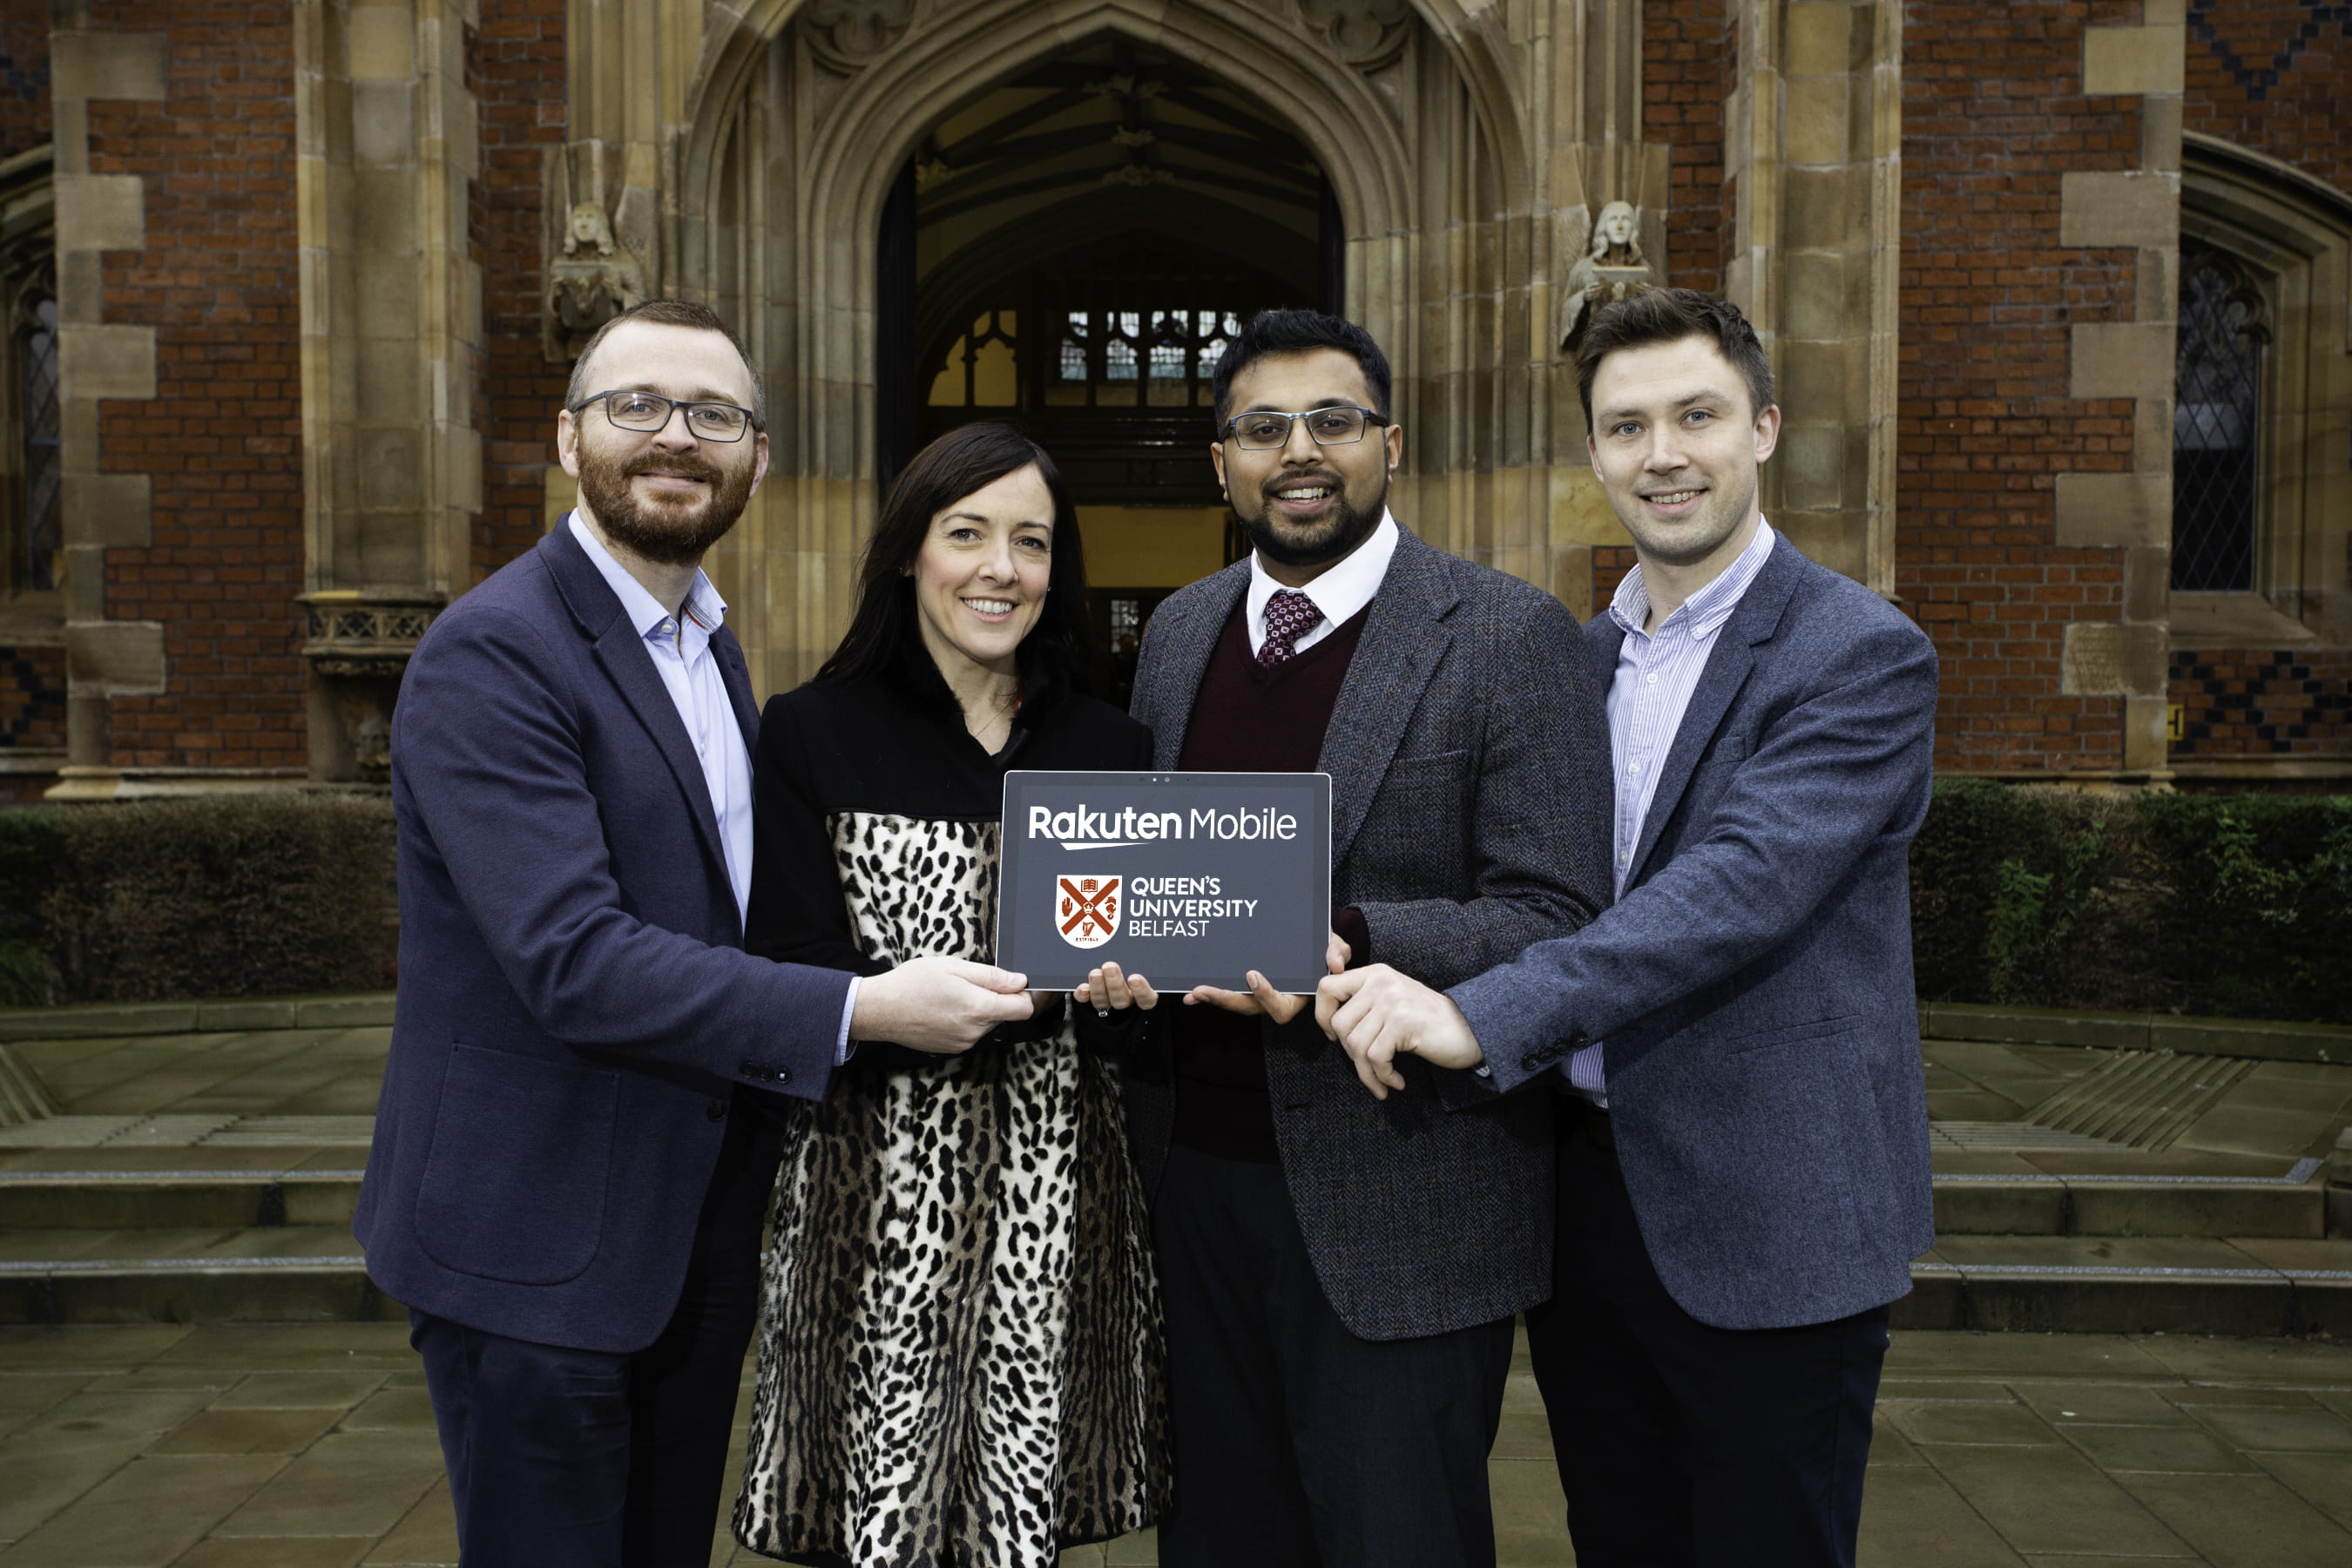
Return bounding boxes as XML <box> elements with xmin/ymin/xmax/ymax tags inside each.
<box><xmin>415</xmin><ymin>1044</ymin><xmax>618</xmax><ymax>1285</ymax></box>
<box><xmin>1385</xmin><ymin>747</ymin><xmax>1471</xmax><ymax>775</ymax></box>
<box><xmin>1726</xmin><ymin>1013</ymin><xmax>1863</xmax><ymax>1055</ymax></box>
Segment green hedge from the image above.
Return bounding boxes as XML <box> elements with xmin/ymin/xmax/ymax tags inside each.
<box><xmin>1910</xmin><ymin>779</ymin><xmax>2352</xmax><ymax>1024</ymax></box>
<box><xmin>0</xmin><ymin>794</ymin><xmax>395</xmax><ymax>1007</ymax></box>
<box><xmin>0</xmin><ymin>783</ymin><xmax>2344</xmax><ymax>1024</ymax></box>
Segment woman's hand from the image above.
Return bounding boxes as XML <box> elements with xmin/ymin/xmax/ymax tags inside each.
<box><xmin>1072</xmin><ymin>961</ymin><xmax>1157</xmax><ymax>1015</ymax></box>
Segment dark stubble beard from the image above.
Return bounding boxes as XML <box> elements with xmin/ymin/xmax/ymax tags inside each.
<box><xmin>575</xmin><ymin>436</ymin><xmax>758</xmax><ymax>566</ymax></box>
<box><xmin>1233</xmin><ymin>465</ymin><xmax>1389</xmax><ymax>571</ymax></box>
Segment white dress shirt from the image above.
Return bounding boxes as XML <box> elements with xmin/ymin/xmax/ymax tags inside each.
<box><xmin>569</xmin><ymin>514</ymin><xmax>860</xmax><ymax>1061</ymax></box>
<box><xmin>1568</xmin><ymin>518</ymin><xmax>1778</xmax><ymax>1105</ymax></box>
<box><xmin>1245</xmin><ymin>510</ymin><xmax>1401</xmax><ymax>654</ymax></box>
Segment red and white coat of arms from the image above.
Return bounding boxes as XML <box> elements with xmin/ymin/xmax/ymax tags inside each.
<box><xmin>1057</xmin><ymin>874</ymin><xmax>1122</xmax><ymax>950</ymax></box>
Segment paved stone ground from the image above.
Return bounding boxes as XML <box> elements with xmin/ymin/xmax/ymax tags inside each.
<box><xmin>3</xmin><ymin>1321</ymin><xmax>2350</xmax><ymax>1565</ymax></box>
<box><xmin>4</xmin><ymin>1017</ymin><xmax>2351</xmax><ymax>1562</ymax></box>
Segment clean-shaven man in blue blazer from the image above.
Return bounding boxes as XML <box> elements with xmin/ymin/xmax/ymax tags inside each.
<box><xmin>355</xmin><ymin>300</ymin><xmax>1033</xmax><ymax>1565</ymax></box>
<box><xmin>1317</xmin><ymin>288</ymin><xmax>1936</xmax><ymax>1568</ymax></box>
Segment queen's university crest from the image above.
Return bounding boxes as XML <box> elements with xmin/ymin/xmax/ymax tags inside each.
<box><xmin>1057</xmin><ymin>875</ymin><xmax>1122</xmax><ymax>950</ymax></box>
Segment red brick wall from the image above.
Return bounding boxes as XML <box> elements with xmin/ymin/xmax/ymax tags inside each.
<box><xmin>474</xmin><ymin>0</ymin><xmax>566</xmax><ymax>582</ymax></box>
<box><xmin>2184</xmin><ymin>1</ymin><xmax>2352</xmax><ymax>191</ymax></box>
<box><xmin>0</xmin><ymin>10</ymin><xmax>48</xmax><ymax>159</ymax></box>
<box><xmin>85</xmin><ymin>4</ymin><xmax>305</xmax><ymax>772</ymax></box>
<box><xmin>1644</xmin><ymin>0</ymin><xmax>1730</xmax><ymax>294</ymax></box>
<box><xmin>1896</xmin><ymin>1</ymin><xmax>2146</xmax><ymax>774</ymax></box>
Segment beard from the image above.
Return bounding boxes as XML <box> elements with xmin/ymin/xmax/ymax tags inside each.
<box><xmin>1233</xmin><ymin>465</ymin><xmax>1388</xmax><ymax>570</ymax></box>
<box><xmin>574</xmin><ymin>438</ymin><xmax>757</xmax><ymax>565</ymax></box>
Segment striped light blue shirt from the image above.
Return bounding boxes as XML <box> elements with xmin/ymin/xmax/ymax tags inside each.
<box><xmin>1567</xmin><ymin>518</ymin><xmax>1777</xmax><ymax>1105</ymax></box>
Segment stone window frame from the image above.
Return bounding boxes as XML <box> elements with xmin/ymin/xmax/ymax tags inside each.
<box><xmin>2171</xmin><ymin>133</ymin><xmax>2352</xmax><ymax>652</ymax></box>
<box><xmin>0</xmin><ymin>145</ymin><xmax>57</xmax><ymax>646</ymax></box>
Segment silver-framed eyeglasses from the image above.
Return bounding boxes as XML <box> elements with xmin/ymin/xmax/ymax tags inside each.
<box><xmin>1221</xmin><ymin>406</ymin><xmax>1390</xmax><ymax>450</ymax></box>
<box><xmin>571</xmin><ymin>389</ymin><xmax>760</xmax><ymax>443</ymax></box>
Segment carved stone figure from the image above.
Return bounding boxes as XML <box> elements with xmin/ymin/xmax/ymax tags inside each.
<box><xmin>546</xmin><ymin>201</ymin><xmax>646</xmax><ymax>360</ymax></box>
<box><xmin>1560</xmin><ymin>201</ymin><xmax>1659</xmax><ymax>351</ymax></box>
<box><xmin>1297</xmin><ymin>0</ymin><xmax>1415</xmax><ymax>70</ymax></box>
<box><xmin>805</xmin><ymin>0</ymin><xmax>918</xmax><ymax>69</ymax></box>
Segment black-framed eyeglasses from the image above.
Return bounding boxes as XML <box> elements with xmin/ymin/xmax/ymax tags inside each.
<box><xmin>570</xmin><ymin>389</ymin><xmax>760</xmax><ymax>443</ymax></box>
<box><xmin>1220</xmin><ymin>406</ymin><xmax>1390</xmax><ymax>449</ymax></box>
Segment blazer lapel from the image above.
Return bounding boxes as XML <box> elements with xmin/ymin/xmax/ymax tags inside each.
<box><xmin>1320</xmin><ymin>531</ymin><xmax>1455</xmax><ymax>869</ymax></box>
<box><xmin>1139</xmin><ymin>564</ymin><xmax>1248</xmax><ymax>768</ymax></box>
<box><xmin>1623</xmin><ymin>535</ymin><xmax>1803</xmax><ymax>885</ymax></box>
<box><xmin>541</xmin><ymin>528</ymin><xmax>732</xmax><ymax>881</ymax></box>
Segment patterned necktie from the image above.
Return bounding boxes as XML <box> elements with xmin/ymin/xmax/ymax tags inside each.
<box><xmin>1259</xmin><ymin>588</ymin><xmax>1326</xmax><ymax>670</ymax></box>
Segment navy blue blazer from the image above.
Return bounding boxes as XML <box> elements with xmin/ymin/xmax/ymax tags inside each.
<box><xmin>1451</xmin><ymin>535</ymin><xmax>1937</xmax><ymax>1331</ymax></box>
<box><xmin>355</xmin><ymin>524</ymin><xmax>853</xmax><ymax>1354</ymax></box>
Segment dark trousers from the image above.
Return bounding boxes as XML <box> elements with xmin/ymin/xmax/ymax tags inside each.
<box><xmin>1525</xmin><ymin>1104</ymin><xmax>1888</xmax><ymax>1568</ymax></box>
<box><xmin>1151</xmin><ymin>1142</ymin><xmax>1515</xmax><ymax>1568</ymax></box>
<box><xmin>410</xmin><ymin>1101</ymin><xmax>777</xmax><ymax>1567</ymax></box>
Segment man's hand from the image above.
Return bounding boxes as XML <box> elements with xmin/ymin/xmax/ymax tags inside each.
<box><xmin>852</xmin><ymin>956</ymin><xmax>1032</xmax><ymax>1055</ymax></box>
<box><xmin>1186</xmin><ymin>931</ymin><xmax>1350</xmax><ymax>1026</ymax></box>
<box><xmin>1315</xmin><ymin>963</ymin><xmax>1486</xmax><ymax>1099</ymax></box>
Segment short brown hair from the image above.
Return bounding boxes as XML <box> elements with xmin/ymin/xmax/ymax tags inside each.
<box><xmin>564</xmin><ymin>299</ymin><xmax>766</xmax><ymax>429</ymax></box>
<box><xmin>1575</xmin><ymin>288</ymin><xmax>1774</xmax><ymax>423</ymax></box>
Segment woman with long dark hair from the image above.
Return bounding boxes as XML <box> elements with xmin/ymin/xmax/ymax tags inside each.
<box><xmin>731</xmin><ymin>422</ymin><xmax>1169</xmax><ymax>1566</ymax></box>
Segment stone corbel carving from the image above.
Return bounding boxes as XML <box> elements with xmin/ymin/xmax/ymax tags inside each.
<box><xmin>1560</xmin><ymin>201</ymin><xmax>1659</xmax><ymax>352</ymax></box>
<box><xmin>1298</xmin><ymin>0</ymin><xmax>1414</xmax><ymax>71</ymax></box>
<box><xmin>301</xmin><ymin>597</ymin><xmax>442</xmax><ymax>784</ymax></box>
<box><xmin>804</xmin><ymin>0</ymin><xmax>918</xmax><ymax>71</ymax></box>
<box><xmin>546</xmin><ymin>199</ymin><xmax>647</xmax><ymax>362</ymax></box>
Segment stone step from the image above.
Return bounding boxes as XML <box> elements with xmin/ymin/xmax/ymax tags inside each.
<box><xmin>0</xmin><ymin>1166</ymin><xmax>367</xmax><ymax>1228</ymax></box>
<box><xmin>0</xmin><ymin>1225</ymin><xmax>389</xmax><ymax>1325</ymax></box>
<box><xmin>6</xmin><ymin>1227</ymin><xmax>2349</xmax><ymax>1337</ymax></box>
<box><xmin>1895</xmin><ymin>1233</ymin><xmax>2352</xmax><ymax>1337</ymax></box>
<box><xmin>1931</xmin><ymin>1160</ymin><xmax>2328</xmax><ymax>1238</ymax></box>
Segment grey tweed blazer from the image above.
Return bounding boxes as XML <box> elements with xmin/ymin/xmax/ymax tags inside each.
<box><xmin>1124</xmin><ymin>524</ymin><xmax>1613</xmax><ymax>1341</ymax></box>
<box><xmin>1451</xmin><ymin>536</ymin><xmax>1939</xmax><ymax>1330</ymax></box>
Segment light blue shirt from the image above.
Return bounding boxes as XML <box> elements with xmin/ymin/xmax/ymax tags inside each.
<box><xmin>567</xmin><ymin>514</ymin><xmax>860</xmax><ymax>1062</ymax></box>
<box><xmin>1568</xmin><ymin>518</ymin><xmax>1777</xmax><ymax>1105</ymax></box>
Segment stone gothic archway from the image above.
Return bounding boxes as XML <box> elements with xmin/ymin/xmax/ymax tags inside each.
<box><xmin>655</xmin><ymin>0</ymin><xmax>1567</xmax><ymax>694</ymax></box>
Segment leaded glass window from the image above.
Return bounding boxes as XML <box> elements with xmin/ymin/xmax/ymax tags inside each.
<box><xmin>2172</xmin><ymin>242</ymin><xmax>2267</xmax><ymax>593</ymax></box>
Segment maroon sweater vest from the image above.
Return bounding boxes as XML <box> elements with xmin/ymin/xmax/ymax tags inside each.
<box><xmin>1169</xmin><ymin>593</ymin><xmax>1371</xmax><ymax>1163</ymax></box>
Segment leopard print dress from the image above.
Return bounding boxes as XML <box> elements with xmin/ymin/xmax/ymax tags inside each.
<box><xmin>732</xmin><ymin>811</ymin><xmax>1170</xmax><ymax>1567</ymax></box>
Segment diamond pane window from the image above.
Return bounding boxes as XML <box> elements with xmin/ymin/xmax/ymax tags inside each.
<box><xmin>1058</xmin><ymin>312</ymin><xmax>1090</xmax><ymax>382</ymax></box>
<box><xmin>1105</xmin><ymin>338</ymin><xmax>1138</xmax><ymax>381</ymax></box>
<box><xmin>2172</xmin><ymin>243</ymin><xmax>2265</xmax><ymax>593</ymax></box>
<box><xmin>22</xmin><ymin>297</ymin><xmax>59</xmax><ymax>594</ymax></box>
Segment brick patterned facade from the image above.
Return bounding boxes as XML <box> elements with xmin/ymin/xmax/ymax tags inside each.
<box><xmin>0</xmin><ymin>8</ymin><xmax>2338</xmax><ymax>793</ymax></box>
<box><xmin>81</xmin><ymin>4</ymin><xmax>306</xmax><ymax>773</ymax></box>
<box><xmin>0</xmin><ymin>9</ymin><xmax>48</xmax><ymax>159</ymax></box>
<box><xmin>1646</xmin><ymin>0</ymin><xmax>1730</xmax><ymax>295</ymax></box>
<box><xmin>1893</xmin><ymin>1</ymin><xmax>2145</xmax><ymax>774</ymax></box>
<box><xmin>2169</xmin><ymin>648</ymin><xmax>2352</xmax><ymax>755</ymax></box>
<box><xmin>2184</xmin><ymin>0</ymin><xmax>2352</xmax><ymax>191</ymax></box>
<box><xmin>473</xmin><ymin>0</ymin><xmax>566</xmax><ymax>583</ymax></box>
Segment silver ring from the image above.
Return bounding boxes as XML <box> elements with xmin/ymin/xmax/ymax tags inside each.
<box><xmin>1095</xmin><ymin>1005</ymin><xmax>1112</xmax><ymax>1019</ymax></box>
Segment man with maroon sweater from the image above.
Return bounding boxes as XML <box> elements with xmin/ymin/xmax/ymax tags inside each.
<box><xmin>1117</xmin><ymin>310</ymin><xmax>1612</xmax><ymax>1568</ymax></box>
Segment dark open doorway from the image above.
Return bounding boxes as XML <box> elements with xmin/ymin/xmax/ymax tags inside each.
<box><xmin>874</xmin><ymin>36</ymin><xmax>1335</xmax><ymax>692</ymax></box>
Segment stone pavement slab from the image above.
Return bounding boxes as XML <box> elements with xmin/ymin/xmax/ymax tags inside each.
<box><xmin>0</xmin><ymin>1327</ymin><xmax>2347</xmax><ymax>1565</ymax></box>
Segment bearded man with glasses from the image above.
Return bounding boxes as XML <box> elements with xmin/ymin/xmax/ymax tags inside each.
<box><xmin>357</xmin><ymin>299</ymin><xmax>1034</xmax><ymax>1565</ymax></box>
<box><xmin>1114</xmin><ymin>308</ymin><xmax>1614</xmax><ymax>1568</ymax></box>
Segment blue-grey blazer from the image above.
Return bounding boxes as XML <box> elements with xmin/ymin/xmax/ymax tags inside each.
<box><xmin>355</xmin><ymin>524</ymin><xmax>851</xmax><ymax>1354</ymax></box>
<box><xmin>1450</xmin><ymin>535</ymin><xmax>1938</xmax><ymax>1331</ymax></box>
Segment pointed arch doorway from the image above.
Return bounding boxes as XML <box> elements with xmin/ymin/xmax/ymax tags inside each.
<box><xmin>680</xmin><ymin>0</ymin><xmax>1544</xmax><ymax>697</ymax></box>
<box><xmin>875</xmin><ymin>36</ymin><xmax>1341</xmax><ymax>698</ymax></box>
